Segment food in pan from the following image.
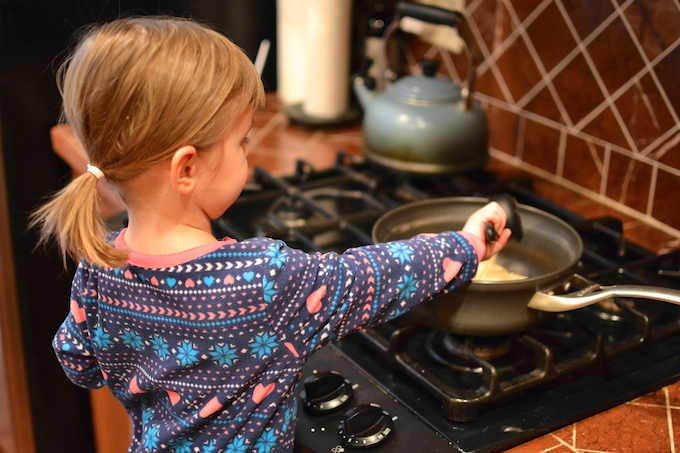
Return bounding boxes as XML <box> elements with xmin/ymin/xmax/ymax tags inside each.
<box><xmin>473</xmin><ymin>255</ymin><xmax>528</xmax><ymax>281</ymax></box>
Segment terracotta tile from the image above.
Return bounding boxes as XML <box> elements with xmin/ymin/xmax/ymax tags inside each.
<box><xmin>586</xmin><ymin>16</ymin><xmax>647</xmax><ymax>96</ymax></box>
<box><xmin>633</xmin><ymin>387</ymin><xmax>667</xmax><ymax>407</ymax></box>
<box><xmin>653</xmin><ymin>168</ymin><xmax>680</xmax><ymax>231</ymax></box>
<box><xmin>563</xmin><ymin>134</ymin><xmax>605</xmax><ymax>193</ymax></box>
<box><xmin>559</xmin><ymin>0</ymin><xmax>617</xmax><ymax>41</ymax></box>
<box><xmin>256</xmin><ymin>120</ymin><xmax>319</xmax><ymax>151</ymax></box>
<box><xmin>551</xmin><ymin>424</ymin><xmax>574</xmax><ymax>445</ymax></box>
<box><xmin>573</xmin><ymin>402</ymin><xmax>670</xmax><ymax>452</ymax></box>
<box><xmin>667</xmin><ymin>381</ymin><xmax>680</xmax><ymax>406</ymax></box>
<box><xmin>552</xmin><ymin>52</ymin><xmax>606</xmax><ymax>125</ymax></box>
<box><xmin>504</xmin><ymin>433</ymin><xmax>570</xmax><ymax>453</ymax></box>
<box><xmin>525</xmin><ymin>2</ymin><xmax>578</xmax><ymax>72</ymax></box>
<box><xmin>623</xmin><ymin>0</ymin><xmax>680</xmax><ymax>62</ymax></box>
<box><xmin>673</xmin><ymin>407</ymin><xmax>680</xmax><ymax>452</ymax></box>
<box><xmin>521</xmin><ymin>118</ymin><xmax>561</xmax><ymax>174</ymax></box>
<box><xmin>614</xmin><ymin>72</ymin><xmax>676</xmax><ymax>152</ymax></box>
<box><xmin>605</xmin><ymin>151</ymin><xmax>652</xmax><ymax>214</ymax></box>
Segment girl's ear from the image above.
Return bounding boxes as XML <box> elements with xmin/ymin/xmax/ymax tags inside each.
<box><xmin>169</xmin><ymin>146</ymin><xmax>198</xmax><ymax>194</ymax></box>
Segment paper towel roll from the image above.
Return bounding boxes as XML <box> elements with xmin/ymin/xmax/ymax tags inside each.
<box><xmin>277</xmin><ymin>0</ymin><xmax>308</xmax><ymax>106</ymax></box>
<box><xmin>302</xmin><ymin>0</ymin><xmax>352</xmax><ymax>119</ymax></box>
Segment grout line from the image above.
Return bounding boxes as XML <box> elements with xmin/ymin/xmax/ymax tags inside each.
<box><xmin>617</xmin><ymin>0</ymin><xmax>680</xmax><ymax>127</ymax></box>
<box><xmin>477</xmin><ymin>93</ymin><xmax>680</xmax><ymax>178</ymax></box>
<box><xmin>464</xmin><ymin>2</ymin><xmax>516</xmax><ymax>103</ymax></box>
<box><xmin>489</xmin><ymin>147</ymin><xmax>680</xmax><ymax>239</ymax></box>
<box><xmin>666</xmin><ymin>387</ymin><xmax>676</xmax><ymax>453</ymax></box>
<box><xmin>552</xmin><ymin>0</ymin><xmax>640</xmax><ymax>154</ymax></box>
<box><xmin>504</xmin><ymin>1</ymin><xmax>574</xmax><ymax>127</ymax></box>
<box><xmin>647</xmin><ymin>164</ymin><xmax>658</xmax><ymax>217</ymax></box>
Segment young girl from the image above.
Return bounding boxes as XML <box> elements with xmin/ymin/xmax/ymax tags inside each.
<box><xmin>34</xmin><ymin>17</ymin><xmax>511</xmax><ymax>453</ymax></box>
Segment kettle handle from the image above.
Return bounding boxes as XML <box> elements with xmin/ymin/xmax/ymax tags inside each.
<box><xmin>383</xmin><ymin>1</ymin><xmax>477</xmax><ymax>110</ymax></box>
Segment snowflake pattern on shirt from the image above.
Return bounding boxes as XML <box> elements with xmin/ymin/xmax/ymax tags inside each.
<box><xmin>53</xmin><ymin>231</ymin><xmax>480</xmax><ymax>452</ymax></box>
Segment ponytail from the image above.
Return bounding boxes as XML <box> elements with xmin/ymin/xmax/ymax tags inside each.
<box><xmin>31</xmin><ymin>169</ymin><xmax>127</xmax><ymax>268</ymax></box>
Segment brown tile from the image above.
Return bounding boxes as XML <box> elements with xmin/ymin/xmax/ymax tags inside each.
<box><xmin>523</xmin><ymin>85</ymin><xmax>566</xmax><ymax>125</ymax></box>
<box><xmin>509</xmin><ymin>2</ymin><xmax>541</xmax><ymax>24</ymax></box>
<box><xmin>531</xmin><ymin>177</ymin><xmax>584</xmax><ymax>209</ymax></box>
<box><xmin>521</xmin><ymin>118</ymin><xmax>561</xmax><ymax>174</ymax></box>
<box><xmin>614</xmin><ymin>72</ymin><xmax>676</xmax><ymax>152</ymax></box>
<box><xmin>470</xmin><ymin>0</ymin><xmax>515</xmax><ymax>55</ymax></box>
<box><xmin>623</xmin><ymin>0</ymin><xmax>680</xmax><ymax>62</ymax></box>
<box><xmin>525</xmin><ymin>1</ymin><xmax>578</xmax><ymax>72</ymax></box>
<box><xmin>552</xmin><ymin>52</ymin><xmax>606</xmax><ymax>125</ymax></box>
<box><xmin>586</xmin><ymin>16</ymin><xmax>647</xmax><ymax>95</ymax></box>
<box><xmin>563</xmin><ymin>134</ymin><xmax>605</xmax><ymax>193</ymax></box>
<box><xmin>580</xmin><ymin>106</ymin><xmax>631</xmax><ymax>150</ymax></box>
<box><xmin>654</xmin><ymin>45</ymin><xmax>680</xmax><ymax>121</ymax></box>
<box><xmin>495</xmin><ymin>36</ymin><xmax>544</xmax><ymax>102</ymax></box>
<box><xmin>606</xmin><ymin>151</ymin><xmax>652</xmax><ymax>213</ymax></box>
<box><xmin>474</xmin><ymin>67</ymin><xmax>507</xmax><ymax>102</ymax></box>
<box><xmin>655</xmin><ymin>135</ymin><xmax>680</xmax><ymax>169</ymax></box>
<box><xmin>653</xmin><ymin>168</ymin><xmax>680</xmax><ymax>231</ymax></box>
<box><xmin>559</xmin><ymin>0</ymin><xmax>617</xmax><ymax>41</ymax></box>
<box><xmin>574</xmin><ymin>402</ymin><xmax>669</xmax><ymax>452</ymax></box>
<box><xmin>623</xmin><ymin>220</ymin><xmax>679</xmax><ymax>254</ymax></box>
<box><xmin>486</xmin><ymin>105</ymin><xmax>520</xmax><ymax>156</ymax></box>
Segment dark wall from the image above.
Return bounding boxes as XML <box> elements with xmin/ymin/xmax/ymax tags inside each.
<box><xmin>0</xmin><ymin>2</ymin><xmax>275</xmax><ymax>451</ymax></box>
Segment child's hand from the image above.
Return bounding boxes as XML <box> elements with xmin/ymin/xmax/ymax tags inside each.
<box><xmin>462</xmin><ymin>202</ymin><xmax>512</xmax><ymax>260</ymax></box>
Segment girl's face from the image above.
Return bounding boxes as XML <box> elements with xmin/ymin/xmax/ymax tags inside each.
<box><xmin>196</xmin><ymin>105</ymin><xmax>254</xmax><ymax>219</ymax></box>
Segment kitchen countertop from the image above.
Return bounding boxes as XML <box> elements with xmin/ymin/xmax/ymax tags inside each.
<box><xmin>248</xmin><ymin>93</ymin><xmax>680</xmax><ymax>453</ymax></box>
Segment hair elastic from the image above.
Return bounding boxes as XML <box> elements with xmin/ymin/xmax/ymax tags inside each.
<box><xmin>87</xmin><ymin>164</ymin><xmax>105</xmax><ymax>180</ymax></box>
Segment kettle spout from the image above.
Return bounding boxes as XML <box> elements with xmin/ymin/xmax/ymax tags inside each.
<box><xmin>353</xmin><ymin>76</ymin><xmax>377</xmax><ymax>109</ymax></box>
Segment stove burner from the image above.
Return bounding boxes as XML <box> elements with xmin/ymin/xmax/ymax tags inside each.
<box><xmin>219</xmin><ymin>155</ymin><xmax>680</xmax><ymax>452</ymax></box>
<box><xmin>269</xmin><ymin>196</ymin><xmax>313</xmax><ymax>228</ymax></box>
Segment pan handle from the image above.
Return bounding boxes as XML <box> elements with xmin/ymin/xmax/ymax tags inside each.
<box><xmin>528</xmin><ymin>283</ymin><xmax>680</xmax><ymax>312</ymax></box>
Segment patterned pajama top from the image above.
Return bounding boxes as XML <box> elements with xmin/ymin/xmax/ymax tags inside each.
<box><xmin>53</xmin><ymin>229</ymin><xmax>483</xmax><ymax>453</ymax></box>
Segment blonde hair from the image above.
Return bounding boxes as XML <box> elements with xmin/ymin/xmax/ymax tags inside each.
<box><xmin>32</xmin><ymin>16</ymin><xmax>265</xmax><ymax>268</ymax></box>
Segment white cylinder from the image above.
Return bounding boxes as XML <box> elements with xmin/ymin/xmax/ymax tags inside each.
<box><xmin>276</xmin><ymin>0</ymin><xmax>309</xmax><ymax>106</ymax></box>
<box><xmin>302</xmin><ymin>0</ymin><xmax>352</xmax><ymax>119</ymax></box>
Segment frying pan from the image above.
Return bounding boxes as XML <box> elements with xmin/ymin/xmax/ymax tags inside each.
<box><xmin>372</xmin><ymin>197</ymin><xmax>680</xmax><ymax>337</ymax></box>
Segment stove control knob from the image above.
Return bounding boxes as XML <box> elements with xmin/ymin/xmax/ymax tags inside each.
<box><xmin>301</xmin><ymin>371</ymin><xmax>353</xmax><ymax>414</ymax></box>
<box><xmin>338</xmin><ymin>403</ymin><xmax>394</xmax><ymax>449</ymax></box>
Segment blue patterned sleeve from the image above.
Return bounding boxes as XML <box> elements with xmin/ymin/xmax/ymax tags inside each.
<box><xmin>52</xmin><ymin>264</ymin><xmax>106</xmax><ymax>389</ymax></box>
<box><xmin>262</xmin><ymin>232</ymin><xmax>478</xmax><ymax>360</ymax></box>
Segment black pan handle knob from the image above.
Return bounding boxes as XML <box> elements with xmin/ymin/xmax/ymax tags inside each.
<box><xmin>488</xmin><ymin>193</ymin><xmax>524</xmax><ymax>242</ymax></box>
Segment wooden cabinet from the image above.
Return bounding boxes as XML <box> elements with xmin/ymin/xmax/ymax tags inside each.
<box><xmin>90</xmin><ymin>388</ymin><xmax>131</xmax><ymax>453</ymax></box>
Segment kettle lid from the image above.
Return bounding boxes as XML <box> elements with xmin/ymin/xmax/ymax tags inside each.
<box><xmin>391</xmin><ymin>59</ymin><xmax>462</xmax><ymax>103</ymax></box>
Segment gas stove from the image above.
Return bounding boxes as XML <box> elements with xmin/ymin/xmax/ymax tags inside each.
<box><xmin>213</xmin><ymin>153</ymin><xmax>680</xmax><ymax>453</ymax></box>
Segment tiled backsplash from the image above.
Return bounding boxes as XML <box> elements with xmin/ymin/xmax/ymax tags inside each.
<box><xmin>438</xmin><ymin>0</ymin><xmax>679</xmax><ymax>239</ymax></box>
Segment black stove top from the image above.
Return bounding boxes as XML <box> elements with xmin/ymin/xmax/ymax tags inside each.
<box><xmin>214</xmin><ymin>153</ymin><xmax>680</xmax><ymax>452</ymax></box>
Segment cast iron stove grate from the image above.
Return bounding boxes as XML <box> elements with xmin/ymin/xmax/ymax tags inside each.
<box><xmin>214</xmin><ymin>153</ymin><xmax>680</xmax><ymax>453</ymax></box>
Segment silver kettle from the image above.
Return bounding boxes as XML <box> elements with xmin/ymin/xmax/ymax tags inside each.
<box><xmin>354</xmin><ymin>2</ymin><xmax>488</xmax><ymax>174</ymax></box>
